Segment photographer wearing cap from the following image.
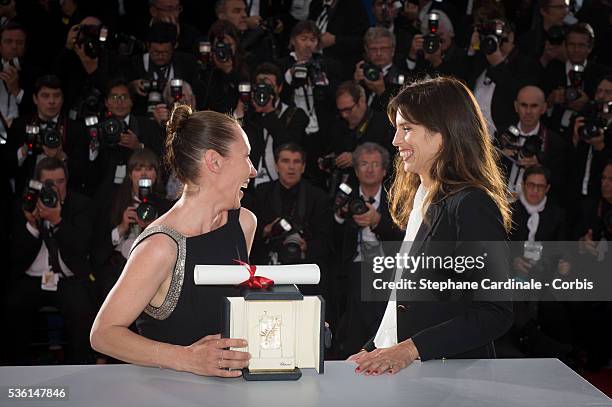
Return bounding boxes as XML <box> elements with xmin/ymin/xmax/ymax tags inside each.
<box><xmin>566</xmin><ymin>75</ymin><xmax>612</xmax><ymax>206</ymax></box>
<box><xmin>333</xmin><ymin>142</ymin><xmax>403</xmax><ymax>358</ymax></box>
<box><xmin>236</xmin><ymin>62</ymin><xmax>308</xmax><ymax>190</ymax></box>
<box><xmin>353</xmin><ymin>27</ymin><xmax>407</xmax><ymax>113</ymax></box>
<box><xmin>92</xmin><ymin>148</ymin><xmax>172</xmax><ymax>303</ymax></box>
<box><xmin>2</xmin><ymin>157</ymin><xmax>95</xmax><ymax>365</ymax></box>
<box><xmin>248</xmin><ymin>143</ymin><xmax>332</xmax><ymax>292</ymax></box>
<box><xmin>467</xmin><ymin>18</ymin><xmax>541</xmax><ymax>136</ymax></box>
<box><xmin>543</xmin><ymin>22</ymin><xmax>611</xmax><ymax>133</ymax></box>
<box><xmin>199</xmin><ymin>19</ymin><xmax>249</xmax><ymax>114</ymax></box>
<box><xmin>126</xmin><ymin>21</ymin><xmax>199</xmax><ymax>115</ymax></box>
<box><xmin>499</xmin><ymin>85</ymin><xmax>568</xmax><ymax>203</ymax></box>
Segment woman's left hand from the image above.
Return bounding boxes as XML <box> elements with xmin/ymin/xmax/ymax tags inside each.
<box><xmin>353</xmin><ymin>339</ymin><xmax>419</xmax><ymax>376</ymax></box>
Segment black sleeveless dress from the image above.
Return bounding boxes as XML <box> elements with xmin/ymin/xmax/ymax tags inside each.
<box><xmin>132</xmin><ymin>209</ymin><xmax>247</xmax><ymax>346</ymax></box>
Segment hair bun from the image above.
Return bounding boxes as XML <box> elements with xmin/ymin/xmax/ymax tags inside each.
<box><xmin>167</xmin><ymin>103</ymin><xmax>193</xmax><ymax>138</ymax></box>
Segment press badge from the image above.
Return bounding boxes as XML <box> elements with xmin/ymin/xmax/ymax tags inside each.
<box><xmin>114</xmin><ymin>165</ymin><xmax>127</xmax><ymax>184</ymax></box>
<box><xmin>41</xmin><ymin>271</ymin><xmax>59</xmax><ymax>292</ymax></box>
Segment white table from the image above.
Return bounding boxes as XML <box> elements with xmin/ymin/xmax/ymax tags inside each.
<box><xmin>1</xmin><ymin>359</ymin><xmax>610</xmax><ymax>407</ymax></box>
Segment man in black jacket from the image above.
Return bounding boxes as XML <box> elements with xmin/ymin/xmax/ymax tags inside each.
<box><xmin>466</xmin><ymin>18</ymin><xmax>541</xmax><ymax>136</ymax></box>
<box><xmin>353</xmin><ymin>27</ymin><xmax>407</xmax><ymax>114</ymax></box>
<box><xmin>2</xmin><ymin>157</ymin><xmax>95</xmax><ymax>365</ymax></box>
<box><xmin>237</xmin><ymin>62</ymin><xmax>308</xmax><ymax>191</ymax></box>
<box><xmin>333</xmin><ymin>142</ymin><xmax>403</xmax><ymax>357</ymax></box>
<box><xmin>126</xmin><ymin>21</ymin><xmax>200</xmax><ymax>115</ymax></box>
<box><xmin>248</xmin><ymin>143</ymin><xmax>333</xmax><ymax>298</ymax></box>
<box><xmin>499</xmin><ymin>85</ymin><xmax>569</xmax><ymax>205</ymax></box>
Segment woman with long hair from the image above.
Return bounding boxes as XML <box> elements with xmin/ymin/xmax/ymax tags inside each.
<box><xmin>349</xmin><ymin>76</ymin><xmax>513</xmax><ymax>375</ymax></box>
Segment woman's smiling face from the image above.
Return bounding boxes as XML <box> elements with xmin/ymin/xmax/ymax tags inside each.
<box><xmin>392</xmin><ymin>111</ymin><xmax>442</xmax><ymax>177</ymax></box>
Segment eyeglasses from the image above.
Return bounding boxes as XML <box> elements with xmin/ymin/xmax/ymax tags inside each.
<box><xmin>367</xmin><ymin>46</ymin><xmax>393</xmax><ymax>55</ymax></box>
<box><xmin>357</xmin><ymin>161</ymin><xmax>382</xmax><ymax>169</ymax></box>
<box><xmin>108</xmin><ymin>94</ymin><xmax>130</xmax><ymax>102</ymax></box>
<box><xmin>524</xmin><ymin>182</ymin><xmax>548</xmax><ymax>191</ymax></box>
<box><xmin>338</xmin><ymin>103</ymin><xmax>357</xmax><ymax>114</ymax></box>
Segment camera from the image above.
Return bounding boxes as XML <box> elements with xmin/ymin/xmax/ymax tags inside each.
<box><xmin>566</xmin><ymin>64</ymin><xmax>585</xmax><ymax>103</ymax></box>
<box><xmin>146</xmin><ymin>91</ymin><xmax>163</xmax><ymax>116</ymax></box>
<box><xmin>213</xmin><ymin>39</ymin><xmax>233</xmax><ymax>63</ymax></box>
<box><xmin>260</xmin><ymin>16</ymin><xmax>280</xmax><ymax>33</ymax></box>
<box><xmin>22</xmin><ymin>179</ymin><xmax>42</xmax><ymax>212</ymax></box>
<box><xmin>318</xmin><ymin>154</ymin><xmax>337</xmax><ymax>172</ymax></box>
<box><xmin>577</xmin><ymin>100</ymin><xmax>611</xmax><ymax>141</ymax></box>
<box><xmin>293</xmin><ymin>63</ymin><xmax>309</xmax><ymax>84</ymax></box>
<box><xmin>267</xmin><ymin>218</ymin><xmax>305</xmax><ymax>264</ymax></box>
<box><xmin>98</xmin><ymin>27</ymin><xmax>145</xmax><ymax>56</ymax></box>
<box><xmin>75</xmin><ymin>24</ymin><xmax>102</xmax><ymax>58</ymax></box>
<box><xmin>136</xmin><ymin>178</ymin><xmax>158</xmax><ymax>222</ymax></box>
<box><xmin>69</xmin><ymin>86</ymin><xmax>104</xmax><ymax>120</ymax></box>
<box><xmin>476</xmin><ymin>20</ymin><xmax>505</xmax><ymax>55</ymax></box>
<box><xmin>252</xmin><ymin>82</ymin><xmax>275</xmax><ymax>107</ymax></box>
<box><xmin>170</xmin><ymin>78</ymin><xmax>183</xmax><ymax>103</ymax></box>
<box><xmin>84</xmin><ymin>115</ymin><xmax>100</xmax><ymax>144</ymax></box>
<box><xmin>25</xmin><ymin>125</ymin><xmax>39</xmax><ymax>155</ymax></box>
<box><xmin>334</xmin><ymin>183</ymin><xmax>369</xmax><ymax>217</ymax></box>
<box><xmin>25</xmin><ymin>124</ymin><xmax>61</xmax><ymax>153</ymax></box>
<box><xmin>362</xmin><ymin>61</ymin><xmax>381</xmax><ymax>82</ymax></box>
<box><xmin>40</xmin><ymin>180</ymin><xmax>59</xmax><ymax>208</ymax></box>
<box><xmin>100</xmin><ymin>115</ymin><xmax>128</xmax><ymax>147</ymax></box>
<box><xmin>142</xmin><ymin>79</ymin><xmax>162</xmax><ymax>94</ymax></box>
<box><xmin>423</xmin><ymin>12</ymin><xmax>441</xmax><ymax>54</ymax></box>
<box><xmin>499</xmin><ymin>126</ymin><xmax>542</xmax><ymax>162</ymax></box>
<box><xmin>546</xmin><ymin>25</ymin><xmax>566</xmax><ymax>46</ymax></box>
<box><xmin>198</xmin><ymin>41</ymin><xmax>211</xmax><ymax>67</ymax></box>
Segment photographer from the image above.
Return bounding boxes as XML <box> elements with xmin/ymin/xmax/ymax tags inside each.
<box><xmin>147</xmin><ymin>0</ymin><xmax>201</xmax><ymax>53</ymax></box>
<box><xmin>566</xmin><ymin>75</ymin><xmax>612</xmax><ymax>205</ymax></box>
<box><xmin>6</xmin><ymin>75</ymin><xmax>73</xmax><ymax>197</ymax></box>
<box><xmin>92</xmin><ymin>148</ymin><xmax>171</xmax><ymax>303</ymax></box>
<box><xmin>353</xmin><ymin>27</ymin><xmax>406</xmax><ymax>113</ymax></box>
<box><xmin>215</xmin><ymin>0</ymin><xmax>281</xmax><ymax>67</ymax></box>
<box><xmin>126</xmin><ymin>21</ymin><xmax>199</xmax><ymax>116</ymax></box>
<box><xmin>518</xmin><ymin>0</ymin><xmax>569</xmax><ymax>61</ymax></box>
<box><xmin>542</xmin><ymin>22</ymin><xmax>611</xmax><ymax>134</ymax></box>
<box><xmin>372</xmin><ymin>0</ymin><xmax>416</xmax><ymax>61</ymax></box>
<box><xmin>236</xmin><ymin>62</ymin><xmax>308</xmax><ymax>189</ymax></box>
<box><xmin>508</xmin><ymin>166</ymin><xmax>573</xmax><ymax>361</ymax></box>
<box><xmin>2</xmin><ymin>157</ymin><xmax>95</xmax><ymax>365</ymax></box>
<box><xmin>499</xmin><ymin>85</ymin><xmax>569</xmax><ymax>203</ymax></box>
<box><xmin>249</xmin><ymin>143</ymin><xmax>332</xmax><ymax>292</ymax></box>
<box><xmin>404</xmin><ymin>9</ymin><xmax>467</xmax><ymax>81</ymax></box>
<box><xmin>199</xmin><ymin>19</ymin><xmax>249</xmax><ymax>114</ymax></box>
<box><xmin>277</xmin><ymin>20</ymin><xmax>341</xmax><ymax>185</ymax></box>
<box><xmin>332</xmin><ymin>142</ymin><xmax>403</xmax><ymax>358</ymax></box>
<box><xmin>322</xmin><ymin>81</ymin><xmax>394</xmax><ymax>188</ymax></box>
<box><xmin>466</xmin><ymin>18</ymin><xmax>541</xmax><ymax>136</ymax></box>
<box><xmin>0</xmin><ymin>22</ymin><xmax>36</xmax><ymax>122</ymax></box>
<box><xmin>53</xmin><ymin>16</ymin><xmax>121</xmax><ymax>112</ymax></box>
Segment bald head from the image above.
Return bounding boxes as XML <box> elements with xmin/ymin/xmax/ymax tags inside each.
<box><xmin>515</xmin><ymin>86</ymin><xmax>547</xmax><ymax>131</ymax></box>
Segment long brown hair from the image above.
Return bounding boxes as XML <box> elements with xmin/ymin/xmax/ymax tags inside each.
<box><xmin>387</xmin><ymin>76</ymin><xmax>512</xmax><ymax>232</ymax></box>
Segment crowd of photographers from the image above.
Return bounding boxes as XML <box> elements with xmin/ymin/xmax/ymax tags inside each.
<box><xmin>0</xmin><ymin>0</ymin><xmax>610</xmax><ymax>369</ymax></box>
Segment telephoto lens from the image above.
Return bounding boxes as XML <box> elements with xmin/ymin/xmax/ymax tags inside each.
<box><xmin>136</xmin><ymin>178</ymin><xmax>158</xmax><ymax>222</ymax></box>
<box><xmin>40</xmin><ymin>180</ymin><xmax>59</xmax><ymax>208</ymax></box>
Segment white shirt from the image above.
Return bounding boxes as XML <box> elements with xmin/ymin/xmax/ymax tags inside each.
<box><xmin>474</xmin><ymin>70</ymin><xmax>496</xmax><ymax>137</ymax></box>
<box><xmin>285</xmin><ymin>52</ymin><xmax>319</xmax><ymax>134</ymax></box>
<box><xmin>374</xmin><ymin>183</ymin><xmax>426</xmax><ymax>348</ymax></box>
<box><xmin>25</xmin><ymin>221</ymin><xmax>74</xmax><ymax>278</ymax></box>
<box><xmin>254</xmin><ymin>102</ymin><xmax>288</xmax><ymax>187</ymax></box>
<box><xmin>290</xmin><ymin>0</ymin><xmax>312</xmax><ymax>20</ymax></box>
<box><xmin>142</xmin><ymin>54</ymin><xmax>175</xmax><ymax>82</ymax></box>
<box><xmin>17</xmin><ymin>115</ymin><xmax>60</xmax><ymax>167</ymax></box>
<box><xmin>354</xmin><ymin>185</ymin><xmax>382</xmax><ymax>262</ymax></box>
<box><xmin>0</xmin><ymin>58</ymin><xmax>23</xmax><ymax>122</ymax></box>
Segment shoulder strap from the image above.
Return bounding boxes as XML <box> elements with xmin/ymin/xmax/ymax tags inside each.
<box><xmin>129</xmin><ymin>225</ymin><xmax>187</xmax><ymax>321</ymax></box>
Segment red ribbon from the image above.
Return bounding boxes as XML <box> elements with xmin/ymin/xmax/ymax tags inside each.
<box><xmin>234</xmin><ymin>260</ymin><xmax>274</xmax><ymax>289</ymax></box>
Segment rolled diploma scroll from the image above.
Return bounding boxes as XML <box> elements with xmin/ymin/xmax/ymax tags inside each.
<box><xmin>194</xmin><ymin>264</ymin><xmax>320</xmax><ymax>285</ymax></box>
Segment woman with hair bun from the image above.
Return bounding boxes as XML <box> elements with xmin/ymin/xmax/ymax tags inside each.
<box><xmin>91</xmin><ymin>104</ymin><xmax>258</xmax><ymax>377</ymax></box>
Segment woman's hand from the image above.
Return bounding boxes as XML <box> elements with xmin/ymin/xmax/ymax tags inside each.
<box><xmin>352</xmin><ymin>339</ymin><xmax>419</xmax><ymax>375</ymax></box>
<box><xmin>179</xmin><ymin>334</ymin><xmax>250</xmax><ymax>377</ymax></box>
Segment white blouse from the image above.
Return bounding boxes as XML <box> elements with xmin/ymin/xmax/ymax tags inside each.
<box><xmin>373</xmin><ymin>183</ymin><xmax>427</xmax><ymax>348</ymax></box>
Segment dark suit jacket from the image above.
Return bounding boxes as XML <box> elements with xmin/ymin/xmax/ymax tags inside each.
<box><xmin>11</xmin><ymin>189</ymin><xmax>94</xmax><ymax>282</ymax></box>
<box><xmin>363</xmin><ymin>187</ymin><xmax>514</xmax><ymax>360</ymax></box>
<box><xmin>509</xmin><ymin>199</ymin><xmax>568</xmax><ymax>242</ymax></box>
<box><xmin>467</xmin><ymin>48</ymin><xmax>541</xmax><ymax>132</ymax></box>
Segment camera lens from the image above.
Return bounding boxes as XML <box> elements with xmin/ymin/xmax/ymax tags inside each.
<box><xmin>349</xmin><ymin>197</ymin><xmax>368</xmax><ymax>216</ymax></box>
<box><xmin>40</xmin><ymin>180</ymin><xmax>58</xmax><ymax>208</ymax></box>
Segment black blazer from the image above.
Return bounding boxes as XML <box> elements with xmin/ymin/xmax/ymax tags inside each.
<box><xmin>364</xmin><ymin>187</ymin><xmax>514</xmax><ymax>360</ymax></box>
